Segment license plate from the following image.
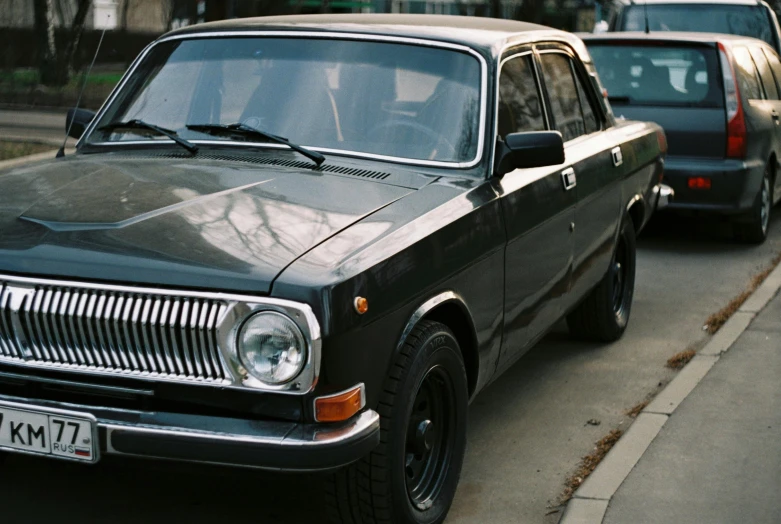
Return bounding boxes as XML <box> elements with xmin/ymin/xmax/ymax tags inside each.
<box><xmin>0</xmin><ymin>402</ymin><xmax>98</xmax><ymax>463</ymax></box>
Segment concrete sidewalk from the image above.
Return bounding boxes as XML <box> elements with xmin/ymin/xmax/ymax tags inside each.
<box><xmin>601</xmin><ymin>290</ymin><xmax>781</xmax><ymax>523</ymax></box>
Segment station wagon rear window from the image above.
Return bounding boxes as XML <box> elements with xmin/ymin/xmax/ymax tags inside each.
<box><xmin>620</xmin><ymin>4</ymin><xmax>776</xmax><ymax>48</ymax></box>
<box><xmin>88</xmin><ymin>37</ymin><xmax>483</xmax><ymax>164</ymax></box>
<box><xmin>587</xmin><ymin>44</ymin><xmax>723</xmax><ymax>108</ymax></box>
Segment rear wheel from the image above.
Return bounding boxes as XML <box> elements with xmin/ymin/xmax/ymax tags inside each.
<box><xmin>567</xmin><ymin>217</ymin><xmax>637</xmax><ymax>342</ymax></box>
<box><xmin>326</xmin><ymin>320</ymin><xmax>468</xmax><ymax>524</ymax></box>
<box><xmin>735</xmin><ymin>164</ymin><xmax>772</xmax><ymax>244</ymax></box>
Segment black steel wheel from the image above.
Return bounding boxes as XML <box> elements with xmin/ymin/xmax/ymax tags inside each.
<box><xmin>736</xmin><ymin>164</ymin><xmax>772</xmax><ymax>244</ymax></box>
<box><xmin>327</xmin><ymin>320</ymin><xmax>468</xmax><ymax>524</ymax></box>
<box><xmin>567</xmin><ymin>217</ymin><xmax>637</xmax><ymax>342</ymax></box>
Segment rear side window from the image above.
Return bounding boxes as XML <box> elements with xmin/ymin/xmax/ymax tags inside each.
<box><xmin>733</xmin><ymin>46</ymin><xmax>763</xmax><ymax>100</ymax></box>
<box><xmin>587</xmin><ymin>44</ymin><xmax>723</xmax><ymax>107</ymax></box>
<box><xmin>574</xmin><ymin>70</ymin><xmax>600</xmax><ymax>134</ymax></box>
<box><xmin>750</xmin><ymin>47</ymin><xmax>779</xmax><ymax>100</ymax></box>
<box><xmin>763</xmin><ymin>48</ymin><xmax>781</xmax><ymax>92</ymax></box>
<box><xmin>539</xmin><ymin>53</ymin><xmax>587</xmax><ymax>141</ymax></box>
<box><xmin>620</xmin><ymin>4</ymin><xmax>777</xmax><ymax>49</ymax></box>
<box><xmin>497</xmin><ymin>54</ymin><xmax>546</xmax><ymax>138</ymax></box>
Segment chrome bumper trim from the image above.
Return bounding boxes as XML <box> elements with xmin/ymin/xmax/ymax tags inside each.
<box><xmin>0</xmin><ymin>394</ymin><xmax>379</xmax><ymax>471</ymax></box>
<box><xmin>654</xmin><ymin>183</ymin><xmax>674</xmax><ymax>210</ymax></box>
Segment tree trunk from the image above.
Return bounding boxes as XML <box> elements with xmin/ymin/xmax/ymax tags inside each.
<box><xmin>120</xmin><ymin>0</ymin><xmax>131</xmax><ymax>30</ymax></box>
<box><xmin>58</xmin><ymin>0</ymin><xmax>92</xmax><ymax>86</ymax></box>
<box><xmin>33</xmin><ymin>0</ymin><xmax>59</xmax><ymax>86</ymax></box>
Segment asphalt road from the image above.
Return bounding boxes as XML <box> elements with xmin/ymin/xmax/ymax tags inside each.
<box><xmin>0</xmin><ymin>109</ymin><xmax>75</xmax><ymax>146</ymax></box>
<box><xmin>2</xmin><ymin>212</ymin><xmax>781</xmax><ymax>524</ymax></box>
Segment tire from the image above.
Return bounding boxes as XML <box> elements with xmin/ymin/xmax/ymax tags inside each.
<box><xmin>567</xmin><ymin>217</ymin><xmax>637</xmax><ymax>342</ymax></box>
<box><xmin>326</xmin><ymin>320</ymin><xmax>468</xmax><ymax>524</ymax></box>
<box><xmin>735</xmin><ymin>164</ymin><xmax>772</xmax><ymax>245</ymax></box>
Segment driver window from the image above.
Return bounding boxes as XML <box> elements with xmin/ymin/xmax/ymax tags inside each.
<box><xmin>498</xmin><ymin>54</ymin><xmax>546</xmax><ymax>139</ymax></box>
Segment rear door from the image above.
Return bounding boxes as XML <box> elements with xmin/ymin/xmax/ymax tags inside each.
<box><xmin>762</xmin><ymin>47</ymin><xmax>781</xmax><ymax>199</ymax></box>
<box><xmin>536</xmin><ymin>47</ymin><xmax>622</xmax><ymax>309</ymax></box>
<box><xmin>751</xmin><ymin>45</ymin><xmax>781</xmax><ymax>197</ymax></box>
<box><xmin>494</xmin><ymin>49</ymin><xmax>575</xmax><ymax>371</ymax></box>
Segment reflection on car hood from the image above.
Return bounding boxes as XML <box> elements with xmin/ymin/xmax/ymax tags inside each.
<box><xmin>0</xmin><ymin>155</ymin><xmax>424</xmax><ymax>293</ymax></box>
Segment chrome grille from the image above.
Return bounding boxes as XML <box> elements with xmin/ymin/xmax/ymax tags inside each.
<box><xmin>0</xmin><ymin>281</ymin><xmax>230</xmax><ymax>384</ymax></box>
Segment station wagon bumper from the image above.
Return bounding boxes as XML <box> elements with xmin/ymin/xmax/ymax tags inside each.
<box><xmin>661</xmin><ymin>156</ymin><xmax>765</xmax><ymax>213</ymax></box>
<box><xmin>0</xmin><ymin>394</ymin><xmax>380</xmax><ymax>471</ymax></box>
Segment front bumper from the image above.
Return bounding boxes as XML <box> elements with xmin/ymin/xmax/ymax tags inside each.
<box><xmin>661</xmin><ymin>156</ymin><xmax>765</xmax><ymax>214</ymax></box>
<box><xmin>0</xmin><ymin>394</ymin><xmax>380</xmax><ymax>471</ymax></box>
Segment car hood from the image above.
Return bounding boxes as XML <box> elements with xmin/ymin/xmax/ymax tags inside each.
<box><xmin>0</xmin><ymin>155</ymin><xmax>425</xmax><ymax>293</ymax></box>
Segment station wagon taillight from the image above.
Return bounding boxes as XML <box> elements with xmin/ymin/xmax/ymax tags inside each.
<box><xmin>719</xmin><ymin>42</ymin><xmax>747</xmax><ymax>159</ymax></box>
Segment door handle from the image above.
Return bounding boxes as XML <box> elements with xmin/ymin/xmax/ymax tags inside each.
<box><xmin>561</xmin><ymin>168</ymin><xmax>576</xmax><ymax>191</ymax></box>
<box><xmin>611</xmin><ymin>146</ymin><xmax>623</xmax><ymax>167</ymax></box>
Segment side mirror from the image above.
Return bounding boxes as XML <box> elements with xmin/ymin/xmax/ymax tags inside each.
<box><xmin>65</xmin><ymin>108</ymin><xmax>96</xmax><ymax>139</ymax></box>
<box><xmin>494</xmin><ymin>131</ymin><xmax>565</xmax><ymax>177</ymax></box>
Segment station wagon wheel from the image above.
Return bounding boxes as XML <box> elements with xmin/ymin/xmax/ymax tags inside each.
<box><xmin>327</xmin><ymin>320</ymin><xmax>467</xmax><ymax>524</ymax></box>
<box><xmin>735</xmin><ymin>163</ymin><xmax>773</xmax><ymax>244</ymax></box>
<box><xmin>567</xmin><ymin>217</ymin><xmax>637</xmax><ymax>342</ymax></box>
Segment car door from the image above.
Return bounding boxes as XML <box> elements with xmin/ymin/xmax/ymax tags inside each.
<box><xmin>493</xmin><ymin>49</ymin><xmax>576</xmax><ymax>372</ymax></box>
<box><xmin>733</xmin><ymin>46</ymin><xmax>776</xmax><ymax>178</ymax></box>
<box><xmin>536</xmin><ymin>47</ymin><xmax>622</xmax><ymax>310</ymax></box>
<box><xmin>757</xmin><ymin>46</ymin><xmax>781</xmax><ymax>201</ymax></box>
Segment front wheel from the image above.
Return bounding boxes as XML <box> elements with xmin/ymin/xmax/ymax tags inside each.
<box><xmin>567</xmin><ymin>217</ymin><xmax>637</xmax><ymax>342</ymax></box>
<box><xmin>735</xmin><ymin>165</ymin><xmax>772</xmax><ymax>244</ymax></box>
<box><xmin>327</xmin><ymin>320</ymin><xmax>468</xmax><ymax>524</ymax></box>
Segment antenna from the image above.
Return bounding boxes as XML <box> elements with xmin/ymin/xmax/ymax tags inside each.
<box><xmin>57</xmin><ymin>22</ymin><xmax>109</xmax><ymax>158</ymax></box>
<box><xmin>644</xmin><ymin>0</ymin><xmax>650</xmax><ymax>34</ymax></box>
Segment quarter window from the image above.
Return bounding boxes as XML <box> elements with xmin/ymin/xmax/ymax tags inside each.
<box><xmin>540</xmin><ymin>53</ymin><xmax>587</xmax><ymax>141</ymax></box>
<box><xmin>497</xmin><ymin>54</ymin><xmax>546</xmax><ymax>138</ymax></box>
<box><xmin>762</xmin><ymin>48</ymin><xmax>781</xmax><ymax>96</ymax></box>
<box><xmin>733</xmin><ymin>46</ymin><xmax>763</xmax><ymax>100</ymax></box>
<box><xmin>574</xmin><ymin>72</ymin><xmax>600</xmax><ymax>134</ymax></box>
<box><xmin>749</xmin><ymin>47</ymin><xmax>779</xmax><ymax>100</ymax></box>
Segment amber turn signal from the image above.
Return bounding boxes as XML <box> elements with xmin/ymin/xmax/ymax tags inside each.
<box><xmin>314</xmin><ymin>384</ymin><xmax>365</xmax><ymax>422</ymax></box>
<box><xmin>354</xmin><ymin>296</ymin><xmax>368</xmax><ymax>315</ymax></box>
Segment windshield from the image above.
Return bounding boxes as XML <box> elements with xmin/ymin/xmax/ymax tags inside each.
<box><xmin>587</xmin><ymin>44</ymin><xmax>723</xmax><ymax>107</ymax></box>
<box><xmin>621</xmin><ymin>4</ymin><xmax>777</xmax><ymax>48</ymax></box>
<box><xmin>87</xmin><ymin>37</ymin><xmax>483</xmax><ymax>164</ymax></box>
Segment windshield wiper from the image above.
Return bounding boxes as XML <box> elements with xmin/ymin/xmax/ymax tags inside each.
<box><xmin>607</xmin><ymin>95</ymin><xmax>632</xmax><ymax>104</ymax></box>
<box><xmin>186</xmin><ymin>123</ymin><xmax>325</xmax><ymax>167</ymax></box>
<box><xmin>98</xmin><ymin>119</ymin><xmax>198</xmax><ymax>154</ymax></box>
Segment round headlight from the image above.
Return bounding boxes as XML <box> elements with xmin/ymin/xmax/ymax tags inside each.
<box><xmin>238</xmin><ymin>311</ymin><xmax>307</xmax><ymax>385</ymax></box>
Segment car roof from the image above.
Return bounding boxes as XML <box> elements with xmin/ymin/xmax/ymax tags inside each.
<box><xmin>163</xmin><ymin>14</ymin><xmax>592</xmax><ymax>61</ymax></box>
<box><xmin>581</xmin><ymin>31</ymin><xmax>772</xmax><ymax>48</ymax></box>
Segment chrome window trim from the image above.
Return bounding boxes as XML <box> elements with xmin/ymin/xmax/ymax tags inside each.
<box><xmin>494</xmin><ymin>50</ymin><xmax>551</xmax><ymax>139</ymax></box>
<box><xmin>79</xmin><ymin>31</ymin><xmax>489</xmax><ymax>170</ymax></box>
<box><xmin>0</xmin><ymin>273</ymin><xmax>321</xmax><ymax>396</ymax></box>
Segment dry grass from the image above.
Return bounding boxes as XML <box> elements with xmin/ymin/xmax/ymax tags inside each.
<box><xmin>0</xmin><ymin>141</ymin><xmax>52</xmax><ymax>161</ymax></box>
<box><xmin>703</xmin><ymin>252</ymin><xmax>781</xmax><ymax>334</ymax></box>
<box><xmin>560</xmin><ymin>429</ymin><xmax>623</xmax><ymax>502</ymax></box>
<box><xmin>666</xmin><ymin>349</ymin><xmax>696</xmax><ymax>369</ymax></box>
<box><xmin>625</xmin><ymin>400</ymin><xmax>649</xmax><ymax>418</ymax></box>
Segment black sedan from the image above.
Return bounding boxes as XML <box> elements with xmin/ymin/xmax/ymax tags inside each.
<box><xmin>583</xmin><ymin>32</ymin><xmax>781</xmax><ymax>243</ymax></box>
<box><xmin>0</xmin><ymin>15</ymin><xmax>666</xmax><ymax>524</ymax></box>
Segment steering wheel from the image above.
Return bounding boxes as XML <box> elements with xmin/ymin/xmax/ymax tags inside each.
<box><xmin>367</xmin><ymin>119</ymin><xmax>457</xmax><ymax>160</ymax></box>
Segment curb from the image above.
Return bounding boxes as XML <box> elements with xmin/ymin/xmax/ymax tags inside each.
<box><xmin>559</xmin><ymin>261</ymin><xmax>781</xmax><ymax>524</ymax></box>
